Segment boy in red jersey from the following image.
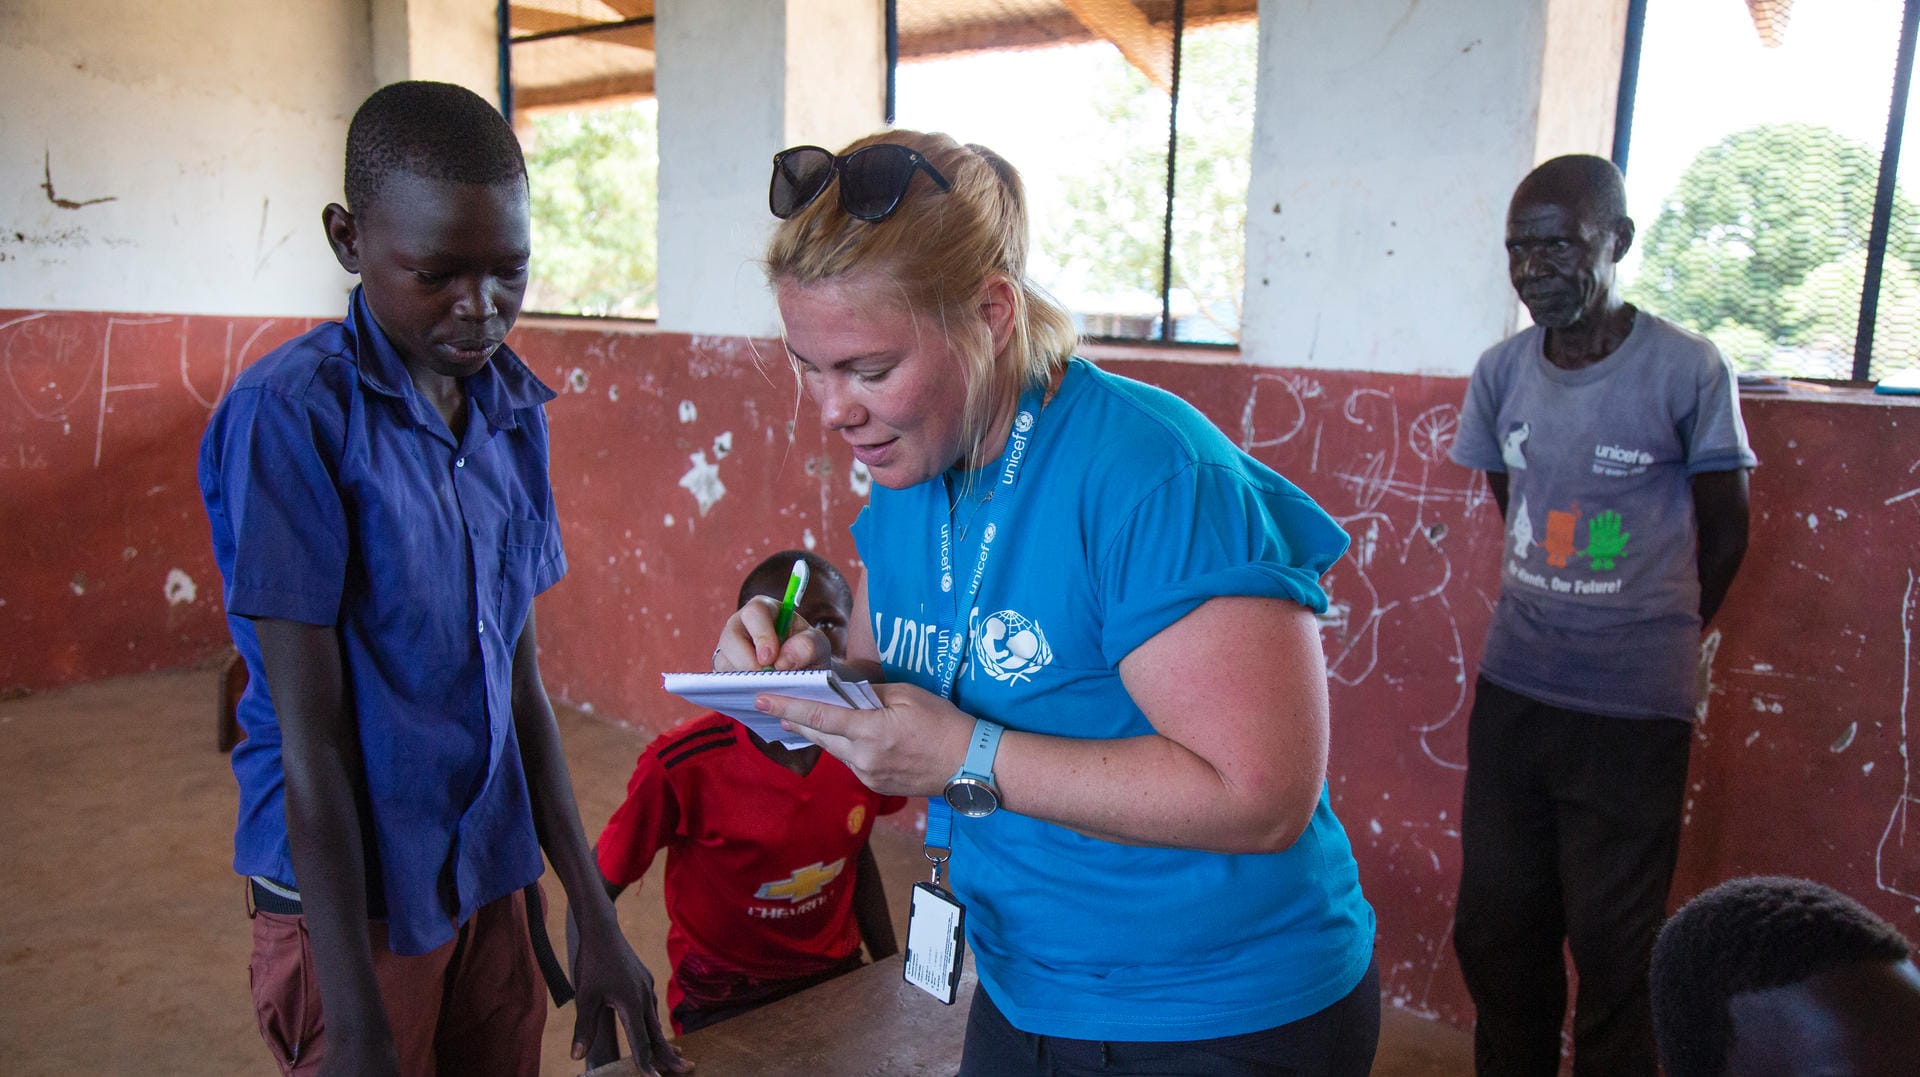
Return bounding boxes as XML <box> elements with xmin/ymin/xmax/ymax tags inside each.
<box><xmin>578</xmin><ymin>551</ymin><xmax>903</xmax><ymax>1064</ymax></box>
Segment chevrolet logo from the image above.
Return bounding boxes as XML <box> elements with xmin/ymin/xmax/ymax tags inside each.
<box><xmin>755</xmin><ymin>858</ymin><xmax>847</xmax><ymax>902</ymax></box>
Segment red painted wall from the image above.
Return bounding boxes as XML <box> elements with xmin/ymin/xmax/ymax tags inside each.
<box><xmin>4</xmin><ymin>307</ymin><xmax>1916</xmax><ymax>1029</ymax></box>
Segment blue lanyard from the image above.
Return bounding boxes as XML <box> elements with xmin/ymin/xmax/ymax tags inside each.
<box><xmin>923</xmin><ymin>384</ymin><xmax>1045</xmax><ymax>862</ymax></box>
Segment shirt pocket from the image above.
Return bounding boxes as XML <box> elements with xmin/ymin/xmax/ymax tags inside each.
<box><xmin>495</xmin><ymin>517</ymin><xmax>547</xmax><ymax>640</ymax></box>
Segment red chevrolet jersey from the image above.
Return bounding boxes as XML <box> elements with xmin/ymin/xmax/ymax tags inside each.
<box><xmin>595</xmin><ymin>712</ymin><xmax>906</xmax><ymax>1013</ymax></box>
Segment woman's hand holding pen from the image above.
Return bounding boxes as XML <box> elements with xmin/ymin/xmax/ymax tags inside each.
<box><xmin>762</xmin><ymin>681</ymin><xmax>973</xmax><ymax>799</ymax></box>
<box><xmin>715</xmin><ymin>576</ymin><xmax>977</xmax><ymax>798</ymax></box>
<box><xmin>713</xmin><ymin>596</ymin><xmax>830</xmax><ymax>671</ymax></box>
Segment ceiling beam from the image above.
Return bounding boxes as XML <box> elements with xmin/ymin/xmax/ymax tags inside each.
<box><xmin>513</xmin><ymin>70</ymin><xmax>656</xmax><ymax>112</ymax></box>
<box><xmin>1060</xmin><ymin>0</ymin><xmax>1172</xmax><ymax>93</ymax></box>
<box><xmin>598</xmin><ymin>0</ymin><xmax>654</xmax><ymax>19</ymax></box>
<box><xmin>509</xmin><ymin>5</ymin><xmax>655</xmax><ymax>50</ymax></box>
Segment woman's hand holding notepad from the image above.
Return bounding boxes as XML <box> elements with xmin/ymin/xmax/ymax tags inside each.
<box><xmin>661</xmin><ymin>669</ymin><xmax>881</xmax><ymax>749</ymax></box>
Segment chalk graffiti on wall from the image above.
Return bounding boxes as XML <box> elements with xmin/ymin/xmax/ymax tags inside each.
<box><xmin>2</xmin><ymin>311</ymin><xmax>289</xmax><ymax>469</ymax></box>
<box><xmin>0</xmin><ymin>309</ymin><xmax>319</xmax><ymax>690</ymax></box>
<box><xmin>1238</xmin><ymin>373</ymin><xmax>1482</xmax><ymax>774</ymax></box>
<box><xmin>1882</xmin><ymin>569</ymin><xmax>1918</xmax><ymax>904</ymax></box>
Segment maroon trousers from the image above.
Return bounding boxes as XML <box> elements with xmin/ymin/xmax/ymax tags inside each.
<box><xmin>247</xmin><ymin>885</ymin><xmax>547</xmax><ymax>1076</ymax></box>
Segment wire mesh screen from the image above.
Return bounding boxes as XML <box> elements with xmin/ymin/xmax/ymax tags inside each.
<box><xmin>1620</xmin><ymin>0</ymin><xmax>1915</xmax><ymax>380</ymax></box>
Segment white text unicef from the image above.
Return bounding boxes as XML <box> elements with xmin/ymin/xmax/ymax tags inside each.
<box><xmin>973</xmin><ymin>609</ymin><xmax>1053</xmax><ymax>684</ymax></box>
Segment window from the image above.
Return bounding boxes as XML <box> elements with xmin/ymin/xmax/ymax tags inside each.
<box><xmin>892</xmin><ymin>1</ymin><xmax>1257</xmax><ymax>345</ymax></box>
<box><xmin>503</xmin><ymin>2</ymin><xmax>659</xmax><ymax>319</ymax></box>
<box><xmin>1616</xmin><ymin>0</ymin><xmax>1919</xmax><ymax>381</ymax></box>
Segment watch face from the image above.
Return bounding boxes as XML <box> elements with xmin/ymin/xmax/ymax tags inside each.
<box><xmin>944</xmin><ymin>777</ymin><xmax>999</xmax><ymax>818</ymax></box>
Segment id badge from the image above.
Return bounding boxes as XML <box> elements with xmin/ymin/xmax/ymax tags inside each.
<box><xmin>903</xmin><ymin>881</ymin><xmax>967</xmax><ymax>1004</ymax></box>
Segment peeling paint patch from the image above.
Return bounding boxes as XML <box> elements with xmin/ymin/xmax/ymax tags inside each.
<box><xmin>163</xmin><ymin>568</ymin><xmax>196</xmax><ymax>605</ymax></box>
<box><xmin>1830</xmin><ymin>721</ymin><xmax>1857</xmax><ymax>753</ymax></box>
<box><xmin>568</xmin><ymin>368</ymin><xmax>588</xmax><ymax>392</ymax></box>
<box><xmin>712</xmin><ymin>431</ymin><xmax>733</xmax><ymax>460</ymax></box>
<box><xmin>70</xmin><ymin>572</ymin><xmax>86</xmax><ymax>596</ymax></box>
<box><xmin>1696</xmin><ymin>627</ymin><xmax>1723</xmax><ymax>721</ymax></box>
<box><xmin>663</xmin><ymin>513</ymin><xmax>675</xmax><ymax>528</ymax></box>
<box><xmin>802</xmin><ymin>528</ymin><xmax>818</xmax><ymax>550</ymax></box>
<box><xmin>1744</xmin><ymin>730</ymin><xmax>1761</xmax><ymax>747</ymax></box>
<box><xmin>121</xmin><ymin>546</ymin><xmax>137</xmax><ymax>561</ymax></box>
<box><xmin>1864</xmin><ymin>761</ymin><xmax>1875</xmax><ymax>775</ymax></box>
<box><xmin>849</xmin><ymin>460</ymin><xmax>872</xmax><ymax>498</ymax></box>
<box><xmin>678</xmin><ymin>451</ymin><xmax>725</xmax><ymax>515</ymax></box>
<box><xmin>607</xmin><ymin>384</ymin><xmax>619</xmax><ymax>402</ymax></box>
<box><xmin>678</xmin><ymin>400</ymin><xmax>697</xmax><ymax>423</ymax></box>
<box><xmin>1368</xmin><ymin>818</ymin><xmax>1383</xmax><ymax>835</ymax></box>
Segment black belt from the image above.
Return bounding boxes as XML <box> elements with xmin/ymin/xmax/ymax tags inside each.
<box><xmin>247</xmin><ymin>879</ymin><xmax>574</xmax><ymax>1006</ymax></box>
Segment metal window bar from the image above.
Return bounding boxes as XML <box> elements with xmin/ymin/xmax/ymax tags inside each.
<box><xmin>886</xmin><ymin>0</ymin><xmax>899</xmax><ymax>126</ymax></box>
<box><xmin>497</xmin><ymin>0</ymin><xmax>514</xmax><ymax>121</ymax></box>
<box><xmin>1157</xmin><ymin>0</ymin><xmax>1187</xmax><ymax>342</ymax></box>
<box><xmin>1855</xmin><ymin>0</ymin><xmax>1920</xmax><ymax>381</ymax></box>
<box><xmin>1611</xmin><ymin>0</ymin><xmax>1648</xmax><ymax>173</ymax></box>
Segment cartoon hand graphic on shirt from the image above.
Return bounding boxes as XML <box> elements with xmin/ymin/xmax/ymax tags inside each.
<box><xmin>1584</xmin><ymin>510</ymin><xmax>1630</xmax><ymax>571</ymax></box>
<box><xmin>1544</xmin><ymin>507</ymin><xmax>1580</xmax><ymax>568</ymax></box>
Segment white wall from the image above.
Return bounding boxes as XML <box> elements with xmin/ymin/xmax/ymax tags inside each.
<box><xmin>0</xmin><ymin>0</ymin><xmax>373</xmax><ymax>317</ymax></box>
<box><xmin>1242</xmin><ymin>0</ymin><xmax>1598</xmax><ymax>376</ymax></box>
<box><xmin>654</xmin><ymin>0</ymin><xmax>885</xmax><ymax>338</ymax></box>
<box><xmin>0</xmin><ymin>0</ymin><xmax>500</xmax><ymax>320</ymax></box>
<box><xmin>373</xmin><ymin>0</ymin><xmax>500</xmax><ymax>92</ymax></box>
<box><xmin>1536</xmin><ymin>0</ymin><xmax>1627</xmax><ymax>165</ymax></box>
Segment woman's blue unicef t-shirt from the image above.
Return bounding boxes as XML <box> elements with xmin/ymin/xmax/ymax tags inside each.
<box><xmin>851</xmin><ymin>359</ymin><xmax>1375</xmax><ymax>1042</ymax></box>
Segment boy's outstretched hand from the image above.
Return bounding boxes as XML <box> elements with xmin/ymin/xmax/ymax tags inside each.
<box><xmin>569</xmin><ymin>921</ymin><xmax>692</xmax><ymax>1075</ymax></box>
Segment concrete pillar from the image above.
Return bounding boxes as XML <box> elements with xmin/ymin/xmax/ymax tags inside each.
<box><xmin>370</xmin><ymin>0</ymin><xmax>498</xmax><ymax>96</ymax></box>
<box><xmin>1240</xmin><ymin>0</ymin><xmax>1622</xmax><ymax>376</ymax></box>
<box><xmin>654</xmin><ymin>0</ymin><xmax>886</xmax><ymax>337</ymax></box>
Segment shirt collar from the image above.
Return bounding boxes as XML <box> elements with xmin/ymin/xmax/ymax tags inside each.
<box><xmin>343</xmin><ymin>287</ymin><xmax>556</xmax><ymax>432</ymax></box>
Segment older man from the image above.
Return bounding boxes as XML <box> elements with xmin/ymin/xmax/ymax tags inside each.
<box><xmin>1447</xmin><ymin>154</ymin><xmax>1756</xmax><ymax>1076</ymax></box>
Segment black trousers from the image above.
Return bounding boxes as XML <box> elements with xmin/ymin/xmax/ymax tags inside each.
<box><xmin>1451</xmin><ymin>677</ymin><xmax>1692</xmax><ymax>1077</ymax></box>
<box><xmin>956</xmin><ymin>960</ymin><xmax>1379</xmax><ymax>1077</ymax></box>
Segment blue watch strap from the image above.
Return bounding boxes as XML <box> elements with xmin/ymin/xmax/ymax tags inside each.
<box><xmin>955</xmin><ymin>719</ymin><xmax>1005</xmax><ymax>782</ymax></box>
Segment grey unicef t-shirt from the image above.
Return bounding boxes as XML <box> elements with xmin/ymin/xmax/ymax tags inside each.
<box><xmin>1450</xmin><ymin>312</ymin><xmax>1757</xmax><ymax>720</ymax></box>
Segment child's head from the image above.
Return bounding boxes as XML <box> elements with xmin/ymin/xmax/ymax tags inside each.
<box><xmin>322</xmin><ymin>81</ymin><xmax>530</xmax><ymax>379</ymax></box>
<box><xmin>739</xmin><ymin>551</ymin><xmax>853</xmax><ymax>659</ymax></box>
<box><xmin>1651</xmin><ymin>875</ymin><xmax>1920</xmax><ymax>1077</ymax></box>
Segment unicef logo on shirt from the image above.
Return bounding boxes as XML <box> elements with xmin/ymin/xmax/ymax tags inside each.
<box><xmin>941</xmin><ymin>572</ymin><xmax>953</xmax><ymax>593</ymax></box>
<box><xmin>973</xmin><ymin>609</ymin><xmax>1053</xmax><ymax>684</ymax></box>
<box><xmin>1014</xmin><ymin>411</ymin><xmax>1034</xmax><ymax>434</ymax></box>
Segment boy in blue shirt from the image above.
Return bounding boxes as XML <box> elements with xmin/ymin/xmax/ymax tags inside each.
<box><xmin>199</xmin><ymin>81</ymin><xmax>687</xmax><ymax>1077</ymax></box>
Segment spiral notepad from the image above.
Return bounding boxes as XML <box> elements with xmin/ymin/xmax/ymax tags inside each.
<box><xmin>661</xmin><ymin>669</ymin><xmax>881</xmax><ymax>749</ymax></box>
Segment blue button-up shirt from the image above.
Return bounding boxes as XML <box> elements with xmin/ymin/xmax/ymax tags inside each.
<box><xmin>199</xmin><ymin>289</ymin><xmax>565</xmax><ymax>955</ymax></box>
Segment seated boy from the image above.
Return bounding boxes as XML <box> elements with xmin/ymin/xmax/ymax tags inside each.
<box><xmin>199</xmin><ymin>80</ymin><xmax>684</xmax><ymax>1076</ymax></box>
<box><xmin>1650</xmin><ymin>874</ymin><xmax>1920</xmax><ymax>1076</ymax></box>
<box><xmin>579</xmin><ymin>551</ymin><xmax>904</xmax><ymax>1062</ymax></box>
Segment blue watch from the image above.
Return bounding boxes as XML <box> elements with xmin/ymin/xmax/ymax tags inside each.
<box><xmin>942</xmin><ymin>719</ymin><xmax>1005</xmax><ymax>818</ymax></box>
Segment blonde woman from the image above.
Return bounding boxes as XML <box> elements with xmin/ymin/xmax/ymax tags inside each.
<box><xmin>715</xmin><ymin>130</ymin><xmax>1378</xmax><ymax>1076</ymax></box>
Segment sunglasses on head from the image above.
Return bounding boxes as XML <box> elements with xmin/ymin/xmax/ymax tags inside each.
<box><xmin>769</xmin><ymin>143</ymin><xmax>953</xmax><ymax>222</ymax></box>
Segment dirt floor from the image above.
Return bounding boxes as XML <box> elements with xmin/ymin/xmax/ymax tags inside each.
<box><xmin>0</xmin><ymin>666</ymin><xmax>1471</xmax><ymax>1075</ymax></box>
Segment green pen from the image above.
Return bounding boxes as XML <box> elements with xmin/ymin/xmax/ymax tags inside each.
<box><xmin>772</xmin><ymin>557</ymin><xmax>810</xmax><ymax>642</ymax></box>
